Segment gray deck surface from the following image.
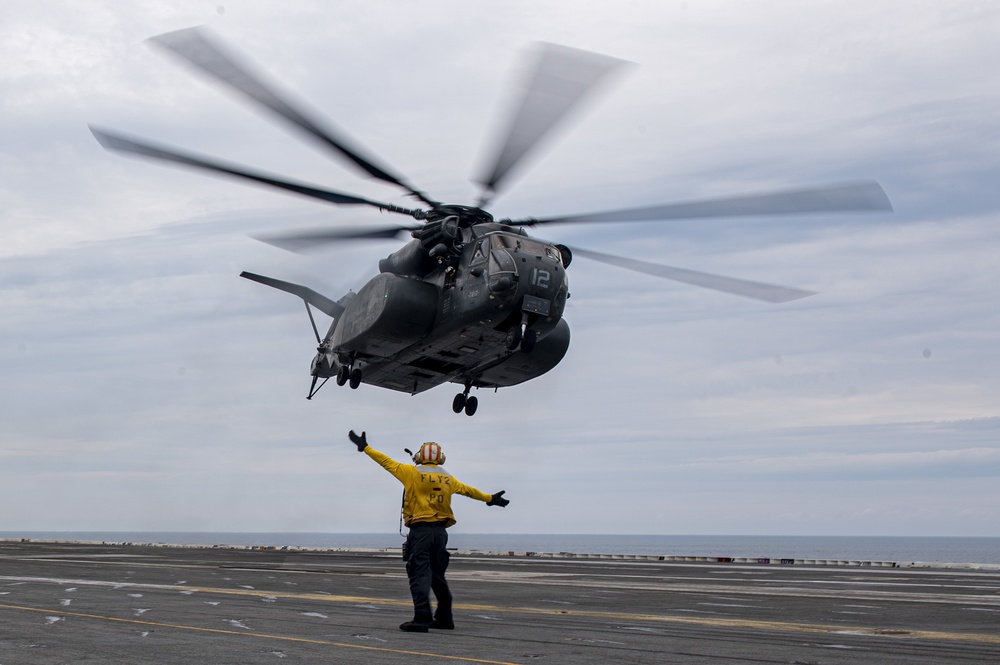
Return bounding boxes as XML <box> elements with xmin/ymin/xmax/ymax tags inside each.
<box><xmin>2</xmin><ymin>541</ymin><xmax>998</xmax><ymax>664</ymax></box>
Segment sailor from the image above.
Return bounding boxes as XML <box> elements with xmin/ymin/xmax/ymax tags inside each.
<box><xmin>348</xmin><ymin>430</ymin><xmax>509</xmax><ymax>632</ymax></box>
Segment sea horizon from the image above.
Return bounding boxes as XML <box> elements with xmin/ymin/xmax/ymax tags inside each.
<box><xmin>3</xmin><ymin>531</ymin><xmax>999</xmax><ymax>564</ymax></box>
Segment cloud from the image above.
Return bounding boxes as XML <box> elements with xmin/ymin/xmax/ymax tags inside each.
<box><xmin>1</xmin><ymin>0</ymin><xmax>999</xmax><ymax>536</ymax></box>
<box><xmin>676</xmin><ymin>444</ymin><xmax>1000</xmax><ymax>482</ymax></box>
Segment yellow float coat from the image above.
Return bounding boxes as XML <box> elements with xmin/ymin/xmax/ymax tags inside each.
<box><xmin>365</xmin><ymin>446</ymin><xmax>492</xmax><ymax>527</ymax></box>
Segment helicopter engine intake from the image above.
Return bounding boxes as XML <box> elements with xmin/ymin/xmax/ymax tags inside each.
<box><xmin>379</xmin><ymin>239</ymin><xmax>433</xmax><ymax>277</ymax></box>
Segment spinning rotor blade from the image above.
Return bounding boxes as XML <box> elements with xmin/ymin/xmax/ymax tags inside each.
<box><xmin>90</xmin><ymin>126</ymin><xmax>422</xmax><ymax>214</ymax></box>
<box><xmin>513</xmin><ymin>182</ymin><xmax>892</xmax><ymax>226</ymax></box>
<box><xmin>253</xmin><ymin>225</ymin><xmax>414</xmax><ymax>253</ymax></box>
<box><xmin>149</xmin><ymin>27</ymin><xmax>437</xmax><ymax>206</ymax></box>
<box><xmin>476</xmin><ymin>43</ymin><xmax>628</xmax><ymax>200</ymax></box>
<box><xmin>570</xmin><ymin>246</ymin><xmax>816</xmax><ymax>303</ymax></box>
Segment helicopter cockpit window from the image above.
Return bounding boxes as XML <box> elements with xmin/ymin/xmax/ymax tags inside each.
<box><xmin>490</xmin><ymin>234</ymin><xmax>518</xmax><ymax>251</ymax></box>
<box><xmin>470</xmin><ymin>238</ymin><xmax>489</xmax><ymax>266</ymax></box>
<box><xmin>490</xmin><ymin>234</ymin><xmax>550</xmax><ymax>258</ymax></box>
<box><xmin>489</xmin><ymin>248</ymin><xmax>517</xmax><ymax>274</ymax></box>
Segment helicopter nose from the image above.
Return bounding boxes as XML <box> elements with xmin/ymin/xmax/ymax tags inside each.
<box><xmin>524</xmin><ymin>259</ymin><xmax>565</xmax><ymax>294</ymax></box>
<box><xmin>519</xmin><ymin>255</ymin><xmax>568</xmax><ymax>316</ymax></box>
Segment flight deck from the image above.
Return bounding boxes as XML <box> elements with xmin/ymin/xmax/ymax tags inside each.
<box><xmin>2</xmin><ymin>540</ymin><xmax>998</xmax><ymax>664</ymax></box>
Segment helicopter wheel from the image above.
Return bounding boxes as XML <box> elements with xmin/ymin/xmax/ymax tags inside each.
<box><xmin>452</xmin><ymin>393</ymin><xmax>467</xmax><ymax>413</ymax></box>
<box><xmin>506</xmin><ymin>325</ymin><xmax>523</xmax><ymax>351</ymax></box>
<box><xmin>464</xmin><ymin>395</ymin><xmax>478</xmax><ymax>416</ymax></box>
<box><xmin>521</xmin><ymin>329</ymin><xmax>538</xmax><ymax>353</ymax></box>
<box><xmin>336</xmin><ymin>365</ymin><xmax>350</xmax><ymax>386</ymax></box>
<box><xmin>349</xmin><ymin>368</ymin><xmax>362</xmax><ymax>390</ymax></box>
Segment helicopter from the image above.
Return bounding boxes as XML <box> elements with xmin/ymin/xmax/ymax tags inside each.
<box><xmin>90</xmin><ymin>27</ymin><xmax>892</xmax><ymax>416</ymax></box>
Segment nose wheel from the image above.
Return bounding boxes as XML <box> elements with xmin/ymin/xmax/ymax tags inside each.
<box><xmin>506</xmin><ymin>325</ymin><xmax>523</xmax><ymax>350</ymax></box>
<box><xmin>521</xmin><ymin>328</ymin><xmax>538</xmax><ymax>353</ymax></box>
<box><xmin>452</xmin><ymin>386</ymin><xmax>478</xmax><ymax>416</ymax></box>
<box><xmin>507</xmin><ymin>315</ymin><xmax>538</xmax><ymax>353</ymax></box>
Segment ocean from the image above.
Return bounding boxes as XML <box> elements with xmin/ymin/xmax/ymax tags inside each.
<box><xmin>2</xmin><ymin>532</ymin><xmax>998</xmax><ymax>564</ymax></box>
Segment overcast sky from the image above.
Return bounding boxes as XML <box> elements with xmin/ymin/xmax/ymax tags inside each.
<box><xmin>2</xmin><ymin>1</ymin><xmax>999</xmax><ymax>538</ymax></box>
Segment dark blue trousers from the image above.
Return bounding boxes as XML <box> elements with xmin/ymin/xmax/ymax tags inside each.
<box><xmin>405</xmin><ymin>522</ymin><xmax>452</xmax><ymax>623</ymax></box>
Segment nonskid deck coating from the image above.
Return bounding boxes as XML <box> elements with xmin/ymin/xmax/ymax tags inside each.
<box><xmin>2</xmin><ymin>541</ymin><xmax>999</xmax><ymax>664</ymax></box>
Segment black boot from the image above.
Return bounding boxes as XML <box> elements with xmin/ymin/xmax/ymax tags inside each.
<box><xmin>399</xmin><ymin>620</ymin><xmax>429</xmax><ymax>633</ymax></box>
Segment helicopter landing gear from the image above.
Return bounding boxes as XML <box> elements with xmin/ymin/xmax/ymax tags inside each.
<box><xmin>521</xmin><ymin>328</ymin><xmax>538</xmax><ymax>353</ymax></box>
<box><xmin>453</xmin><ymin>385</ymin><xmax>478</xmax><ymax>416</ymax></box>
<box><xmin>335</xmin><ymin>358</ymin><xmax>362</xmax><ymax>389</ymax></box>
<box><xmin>506</xmin><ymin>325</ymin><xmax>523</xmax><ymax>351</ymax></box>
<box><xmin>508</xmin><ymin>314</ymin><xmax>538</xmax><ymax>353</ymax></box>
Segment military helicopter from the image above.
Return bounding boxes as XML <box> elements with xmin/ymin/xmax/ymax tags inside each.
<box><xmin>90</xmin><ymin>28</ymin><xmax>892</xmax><ymax>416</ymax></box>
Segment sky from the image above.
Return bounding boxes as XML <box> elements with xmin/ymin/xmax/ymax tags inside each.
<box><xmin>2</xmin><ymin>0</ymin><xmax>999</xmax><ymax>538</ymax></box>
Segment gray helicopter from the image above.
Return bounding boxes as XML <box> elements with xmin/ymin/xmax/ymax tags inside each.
<box><xmin>91</xmin><ymin>28</ymin><xmax>892</xmax><ymax>416</ymax></box>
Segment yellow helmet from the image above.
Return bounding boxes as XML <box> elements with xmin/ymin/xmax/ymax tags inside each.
<box><xmin>413</xmin><ymin>442</ymin><xmax>446</xmax><ymax>465</ymax></box>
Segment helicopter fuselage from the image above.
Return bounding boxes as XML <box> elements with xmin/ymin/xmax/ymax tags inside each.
<box><xmin>311</xmin><ymin>221</ymin><xmax>572</xmax><ymax>405</ymax></box>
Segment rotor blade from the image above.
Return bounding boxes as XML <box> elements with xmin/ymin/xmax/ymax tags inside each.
<box><xmin>149</xmin><ymin>27</ymin><xmax>437</xmax><ymax>206</ymax></box>
<box><xmin>569</xmin><ymin>246</ymin><xmax>816</xmax><ymax>303</ymax></box>
<box><xmin>252</xmin><ymin>226</ymin><xmax>414</xmax><ymax>253</ymax></box>
<box><xmin>476</xmin><ymin>42</ymin><xmax>628</xmax><ymax>199</ymax></box>
<box><xmin>240</xmin><ymin>271</ymin><xmax>345</xmax><ymax>318</ymax></box>
<box><xmin>90</xmin><ymin>125</ymin><xmax>423</xmax><ymax>215</ymax></box>
<box><xmin>514</xmin><ymin>182</ymin><xmax>892</xmax><ymax>226</ymax></box>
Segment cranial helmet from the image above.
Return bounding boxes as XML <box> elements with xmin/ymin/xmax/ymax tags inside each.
<box><xmin>413</xmin><ymin>442</ymin><xmax>446</xmax><ymax>465</ymax></box>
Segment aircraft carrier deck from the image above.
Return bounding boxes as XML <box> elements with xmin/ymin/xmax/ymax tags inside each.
<box><xmin>2</xmin><ymin>539</ymin><xmax>998</xmax><ymax>664</ymax></box>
